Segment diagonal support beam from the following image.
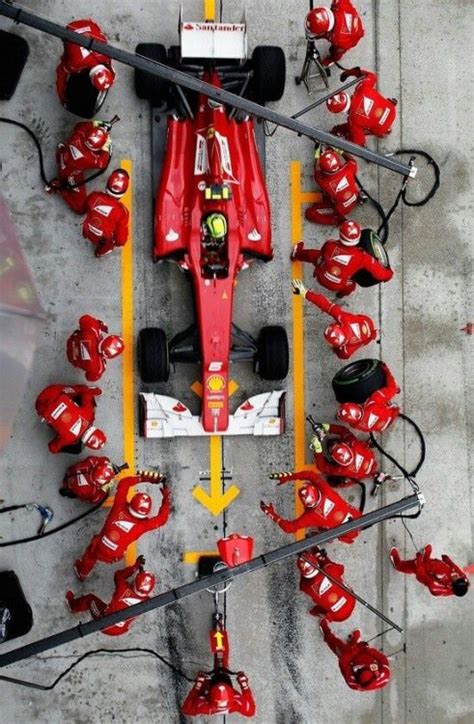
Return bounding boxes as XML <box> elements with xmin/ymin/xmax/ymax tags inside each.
<box><xmin>0</xmin><ymin>0</ymin><xmax>415</xmax><ymax>177</ymax></box>
<box><xmin>0</xmin><ymin>493</ymin><xmax>422</xmax><ymax>668</ymax></box>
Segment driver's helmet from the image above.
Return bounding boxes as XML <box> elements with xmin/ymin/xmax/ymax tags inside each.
<box><xmin>204</xmin><ymin>213</ymin><xmax>227</xmax><ymax>245</ymax></box>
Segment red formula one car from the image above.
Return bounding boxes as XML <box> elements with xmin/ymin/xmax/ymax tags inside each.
<box><xmin>135</xmin><ymin>19</ymin><xmax>289</xmax><ymax>437</ymax></box>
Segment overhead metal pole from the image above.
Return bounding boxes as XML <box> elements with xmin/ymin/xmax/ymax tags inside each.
<box><xmin>0</xmin><ymin>0</ymin><xmax>415</xmax><ymax>178</ymax></box>
<box><xmin>0</xmin><ymin>493</ymin><xmax>422</xmax><ymax>668</ymax></box>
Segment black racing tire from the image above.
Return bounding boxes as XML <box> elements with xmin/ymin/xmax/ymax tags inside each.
<box><xmin>64</xmin><ymin>70</ymin><xmax>104</xmax><ymax>118</ymax></box>
<box><xmin>256</xmin><ymin>326</ymin><xmax>289</xmax><ymax>381</ymax></box>
<box><xmin>135</xmin><ymin>43</ymin><xmax>168</xmax><ymax>103</ymax></box>
<box><xmin>137</xmin><ymin>327</ymin><xmax>170</xmax><ymax>383</ymax></box>
<box><xmin>351</xmin><ymin>228</ymin><xmax>391</xmax><ymax>288</ymax></box>
<box><xmin>0</xmin><ymin>31</ymin><xmax>29</xmax><ymax>101</ymax></box>
<box><xmin>0</xmin><ymin>571</ymin><xmax>33</xmax><ymax>642</ymax></box>
<box><xmin>332</xmin><ymin>358</ymin><xmax>386</xmax><ymax>404</ymax></box>
<box><xmin>251</xmin><ymin>46</ymin><xmax>286</xmax><ymax>104</ymax></box>
<box><xmin>138</xmin><ymin>395</ymin><xmax>146</xmax><ymax>438</ymax></box>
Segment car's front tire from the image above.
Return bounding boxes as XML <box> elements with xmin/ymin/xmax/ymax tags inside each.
<box><xmin>255</xmin><ymin>325</ymin><xmax>289</xmax><ymax>380</ymax></box>
<box><xmin>137</xmin><ymin>327</ymin><xmax>170</xmax><ymax>383</ymax></box>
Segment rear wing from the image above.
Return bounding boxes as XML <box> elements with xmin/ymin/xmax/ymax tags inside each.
<box><xmin>180</xmin><ymin>21</ymin><xmax>247</xmax><ymax>60</ymax></box>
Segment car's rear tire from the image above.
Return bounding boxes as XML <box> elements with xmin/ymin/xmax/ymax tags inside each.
<box><xmin>256</xmin><ymin>326</ymin><xmax>289</xmax><ymax>380</ymax></box>
<box><xmin>65</xmin><ymin>70</ymin><xmax>104</xmax><ymax>118</ymax></box>
<box><xmin>351</xmin><ymin>228</ymin><xmax>391</xmax><ymax>288</ymax></box>
<box><xmin>134</xmin><ymin>43</ymin><xmax>168</xmax><ymax>103</ymax></box>
<box><xmin>251</xmin><ymin>46</ymin><xmax>286</xmax><ymax>103</ymax></box>
<box><xmin>137</xmin><ymin>328</ymin><xmax>170</xmax><ymax>383</ymax></box>
<box><xmin>332</xmin><ymin>358</ymin><xmax>386</xmax><ymax>404</ymax></box>
<box><xmin>0</xmin><ymin>31</ymin><xmax>29</xmax><ymax>101</ymax></box>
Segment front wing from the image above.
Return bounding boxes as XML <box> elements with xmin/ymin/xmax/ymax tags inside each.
<box><xmin>139</xmin><ymin>391</ymin><xmax>286</xmax><ymax>438</ymax></box>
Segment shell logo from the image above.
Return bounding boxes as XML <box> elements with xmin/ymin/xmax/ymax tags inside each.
<box><xmin>207</xmin><ymin>374</ymin><xmax>226</xmax><ymax>392</ymax></box>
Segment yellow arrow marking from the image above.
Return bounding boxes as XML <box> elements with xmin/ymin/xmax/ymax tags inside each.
<box><xmin>193</xmin><ymin>435</ymin><xmax>240</xmax><ymax>515</ymax></box>
<box><xmin>213</xmin><ymin>631</ymin><xmax>225</xmax><ymax>650</ymax></box>
<box><xmin>290</xmin><ymin>161</ymin><xmax>322</xmax><ymax>541</ymax></box>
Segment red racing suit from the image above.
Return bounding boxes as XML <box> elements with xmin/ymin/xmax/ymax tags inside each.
<box><xmin>314</xmin><ymin>424</ymin><xmax>378</xmax><ymax>483</ymax></box>
<box><xmin>264</xmin><ymin>470</ymin><xmax>361</xmax><ymax>544</ymax></box>
<box><xmin>332</xmin><ymin>70</ymin><xmax>397</xmax><ymax>146</ymax></box>
<box><xmin>35</xmin><ymin>384</ymin><xmax>101</xmax><ymax>454</ymax></box>
<box><xmin>56</xmin><ymin>19</ymin><xmax>115</xmax><ymax>107</ymax></box>
<box><xmin>181</xmin><ymin>674</ymin><xmax>256</xmax><ymax>718</ymax></box>
<box><xmin>321</xmin><ymin>621</ymin><xmax>391</xmax><ymax>691</ymax></box>
<box><xmin>52</xmin><ymin>122</ymin><xmax>111</xmax><ymax>214</ymax></box>
<box><xmin>391</xmin><ymin>545</ymin><xmax>467</xmax><ymax>597</ymax></box>
<box><xmin>306</xmin><ymin>155</ymin><xmax>360</xmax><ymax>226</ymax></box>
<box><xmin>339</xmin><ymin>362</ymin><xmax>400</xmax><ymax>432</ymax></box>
<box><xmin>305</xmin><ymin>290</ymin><xmax>377</xmax><ymax>358</ymax></box>
<box><xmin>75</xmin><ymin>475</ymin><xmax>170</xmax><ymax>578</ymax></box>
<box><xmin>312</xmin><ymin>0</ymin><xmax>365</xmax><ymax>66</ymax></box>
<box><xmin>299</xmin><ymin>554</ymin><xmax>356</xmax><ymax>622</ymax></box>
<box><xmin>67</xmin><ymin>559</ymin><xmax>150</xmax><ymax>636</ymax></box>
<box><xmin>83</xmin><ymin>191</ymin><xmax>129</xmax><ymax>257</ymax></box>
<box><xmin>62</xmin><ymin>455</ymin><xmax>113</xmax><ymax>504</ymax></box>
<box><xmin>294</xmin><ymin>239</ymin><xmax>393</xmax><ymax>297</ymax></box>
<box><xmin>67</xmin><ymin>314</ymin><xmax>114</xmax><ymax>381</ymax></box>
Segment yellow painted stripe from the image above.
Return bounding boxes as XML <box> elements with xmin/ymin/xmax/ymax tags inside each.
<box><xmin>209</xmin><ymin>434</ymin><xmax>222</xmax><ymax>495</ymax></box>
<box><xmin>204</xmin><ymin>0</ymin><xmax>216</xmax><ymax>21</ymax></box>
<box><xmin>120</xmin><ymin>158</ymin><xmax>137</xmax><ymax>565</ymax></box>
<box><xmin>183</xmin><ymin>550</ymin><xmax>218</xmax><ymax>565</ymax></box>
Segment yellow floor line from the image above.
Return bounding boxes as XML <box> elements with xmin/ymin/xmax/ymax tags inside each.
<box><xmin>120</xmin><ymin>158</ymin><xmax>137</xmax><ymax>566</ymax></box>
<box><xmin>290</xmin><ymin>161</ymin><xmax>322</xmax><ymax>540</ymax></box>
<box><xmin>183</xmin><ymin>550</ymin><xmax>219</xmax><ymax>565</ymax></box>
<box><xmin>204</xmin><ymin>0</ymin><xmax>216</xmax><ymax>21</ymax></box>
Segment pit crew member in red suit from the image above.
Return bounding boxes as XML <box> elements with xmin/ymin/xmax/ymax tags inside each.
<box><xmin>292</xmin><ymin>220</ymin><xmax>393</xmax><ymax>297</ymax></box>
<box><xmin>182</xmin><ymin>670</ymin><xmax>256</xmax><ymax>717</ymax></box>
<box><xmin>56</xmin><ymin>18</ymin><xmax>115</xmax><ymax>108</ymax></box>
<box><xmin>74</xmin><ymin>471</ymin><xmax>170</xmax><ymax>580</ymax></box>
<box><xmin>35</xmin><ymin>383</ymin><xmax>105</xmax><ymax>453</ymax></box>
<box><xmin>67</xmin><ymin>314</ymin><xmax>124</xmax><ymax>381</ymax></box>
<box><xmin>82</xmin><ymin>169</ymin><xmax>130</xmax><ymax>258</ymax></box>
<box><xmin>66</xmin><ymin>556</ymin><xmax>155</xmax><ymax>636</ymax></box>
<box><xmin>337</xmin><ymin>362</ymin><xmax>400</xmax><ymax>432</ymax></box>
<box><xmin>310</xmin><ymin>423</ymin><xmax>378</xmax><ymax>486</ymax></box>
<box><xmin>46</xmin><ymin>121</ymin><xmax>112</xmax><ymax>213</ymax></box>
<box><xmin>390</xmin><ymin>545</ymin><xmax>470</xmax><ymax>597</ymax></box>
<box><xmin>292</xmin><ymin>279</ymin><xmax>377</xmax><ymax>358</ymax></box>
<box><xmin>60</xmin><ymin>455</ymin><xmax>118</xmax><ymax>503</ymax></box>
<box><xmin>320</xmin><ymin>620</ymin><xmax>391</xmax><ymax>690</ymax></box>
<box><xmin>260</xmin><ymin>469</ymin><xmax>361</xmax><ymax>544</ymax></box>
<box><xmin>305</xmin><ymin>1</ymin><xmax>365</xmax><ymax>67</ymax></box>
<box><xmin>298</xmin><ymin>548</ymin><xmax>356</xmax><ymax>621</ymax></box>
<box><xmin>327</xmin><ymin>68</ymin><xmax>397</xmax><ymax>146</ymax></box>
<box><xmin>305</xmin><ymin>149</ymin><xmax>361</xmax><ymax>226</ymax></box>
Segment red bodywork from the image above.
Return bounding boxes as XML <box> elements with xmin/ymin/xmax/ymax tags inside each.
<box><xmin>154</xmin><ymin>71</ymin><xmax>273</xmax><ymax>433</ymax></box>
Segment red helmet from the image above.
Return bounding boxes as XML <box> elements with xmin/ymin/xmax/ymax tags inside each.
<box><xmin>129</xmin><ymin>493</ymin><xmax>152</xmax><ymax>518</ymax></box>
<box><xmin>84</xmin><ymin>126</ymin><xmax>109</xmax><ymax>151</ymax></box>
<box><xmin>134</xmin><ymin>570</ymin><xmax>156</xmax><ymax>595</ymax></box>
<box><xmin>298</xmin><ymin>484</ymin><xmax>320</xmax><ymax>509</ymax></box>
<box><xmin>330</xmin><ymin>442</ymin><xmax>354</xmax><ymax>466</ymax></box>
<box><xmin>339</xmin><ymin>220</ymin><xmax>361</xmax><ymax>245</ymax></box>
<box><xmin>319</xmin><ymin>150</ymin><xmax>345</xmax><ymax>174</ymax></box>
<box><xmin>297</xmin><ymin>555</ymin><xmax>319</xmax><ymax>578</ymax></box>
<box><xmin>327</xmin><ymin>92</ymin><xmax>351</xmax><ymax>114</ymax></box>
<box><xmin>324</xmin><ymin>323</ymin><xmax>347</xmax><ymax>349</ymax></box>
<box><xmin>106</xmin><ymin>168</ymin><xmax>129</xmax><ymax>197</ymax></box>
<box><xmin>89</xmin><ymin>64</ymin><xmax>114</xmax><ymax>91</ymax></box>
<box><xmin>94</xmin><ymin>458</ymin><xmax>115</xmax><ymax>484</ymax></box>
<box><xmin>355</xmin><ymin>667</ymin><xmax>378</xmax><ymax>687</ymax></box>
<box><xmin>100</xmin><ymin>335</ymin><xmax>125</xmax><ymax>359</ymax></box>
<box><xmin>338</xmin><ymin>402</ymin><xmax>363</xmax><ymax>424</ymax></box>
<box><xmin>209</xmin><ymin>682</ymin><xmax>234</xmax><ymax>711</ymax></box>
<box><xmin>305</xmin><ymin>8</ymin><xmax>335</xmax><ymax>37</ymax></box>
<box><xmin>82</xmin><ymin>426</ymin><xmax>107</xmax><ymax>450</ymax></box>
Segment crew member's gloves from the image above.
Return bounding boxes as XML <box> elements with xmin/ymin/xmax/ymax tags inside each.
<box><xmin>136</xmin><ymin>555</ymin><xmax>146</xmax><ymax>569</ymax></box>
<box><xmin>340</xmin><ymin>66</ymin><xmax>362</xmax><ymax>82</ymax></box>
<box><xmin>292</xmin><ymin>279</ymin><xmax>308</xmax><ymax>297</ymax></box>
<box><xmin>309</xmin><ymin>434</ymin><xmax>323</xmax><ymax>454</ymax></box>
<box><xmin>237</xmin><ymin>672</ymin><xmax>249</xmax><ymax>688</ymax></box>
<box><xmin>314</xmin><ymin>143</ymin><xmax>322</xmax><ymax>161</ymax></box>
<box><xmin>103</xmin><ymin>137</ymin><xmax>112</xmax><ymax>154</ymax></box>
<box><xmin>260</xmin><ymin>501</ymin><xmax>278</xmax><ymax>521</ymax></box>
<box><xmin>268</xmin><ymin>471</ymin><xmax>292</xmax><ymax>481</ymax></box>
